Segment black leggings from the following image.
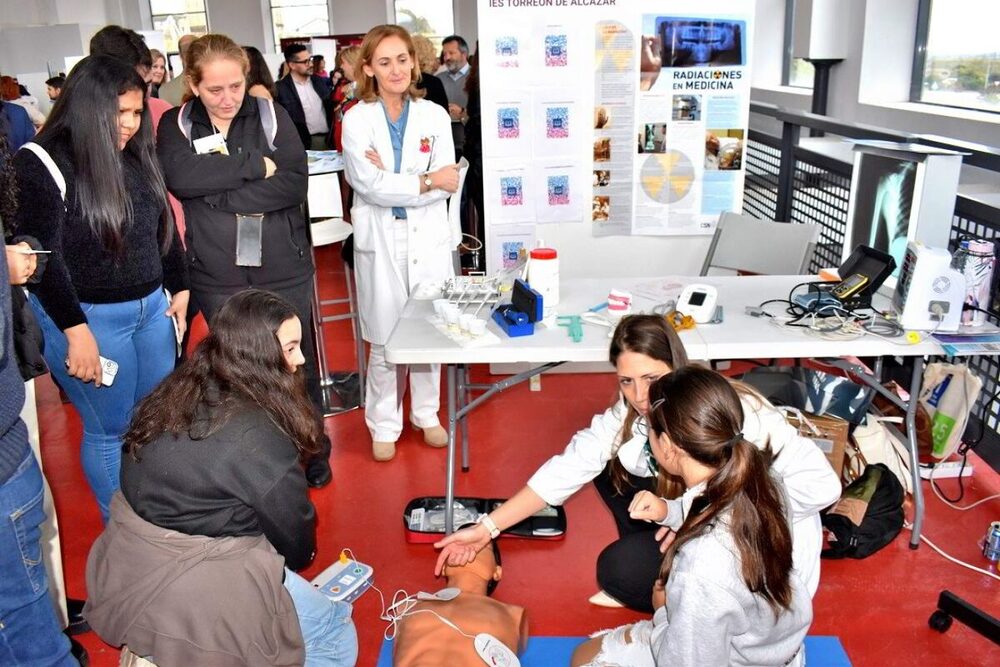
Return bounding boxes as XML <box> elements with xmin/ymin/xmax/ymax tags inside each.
<box><xmin>593</xmin><ymin>464</ymin><xmax>663</xmax><ymax>614</ymax></box>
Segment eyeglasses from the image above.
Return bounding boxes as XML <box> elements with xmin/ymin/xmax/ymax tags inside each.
<box><xmin>290</xmin><ymin>58</ymin><xmax>312</xmax><ymax>65</ymax></box>
<box><xmin>632</xmin><ymin>417</ymin><xmax>660</xmax><ymax>475</ymax></box>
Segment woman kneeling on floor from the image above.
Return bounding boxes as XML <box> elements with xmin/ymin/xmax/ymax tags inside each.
<box><xmin>84</xmin><ymin>290</ymin><xmax>358</xmax><ymax>667</ymax></box>
<box><xmin>573</xmin><ymin>367</ymin><xmax>812</xmax><ymax>667</ymax></box>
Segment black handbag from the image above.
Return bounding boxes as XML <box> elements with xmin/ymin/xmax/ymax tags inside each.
<box><xmin>821</xmin><ymin>463</ymin><xmax>904</xmax><ymax>559</ymax></box>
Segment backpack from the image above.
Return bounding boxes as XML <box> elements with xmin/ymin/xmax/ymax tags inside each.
<box><xmin>20</xmin><ymin>141</ymin><xmax>66</xmax><ymax>205</ymax></box>
<box><xmin>177</xmin><ymin>97</ymin><xmax>277</xmax><ymax>151</ymax></box>
<box><xmin>821</xmin><ymin>463</ymin><xmax>904</xmax><ymax>559</ymax></box>
<box><xmin>11</xmin><ymin>142</ymin><xmax>62</xmax><ymax>381</ymax></box>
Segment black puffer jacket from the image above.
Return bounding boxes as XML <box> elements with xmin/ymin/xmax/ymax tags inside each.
<box><xmin>157</xmin><ymin>95</ymin><xmax>313</xmax><ymax>293</ymax></box>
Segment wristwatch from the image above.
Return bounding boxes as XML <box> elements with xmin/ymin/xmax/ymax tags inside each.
<box><xmin>477</xmin><ymin>514</ymin><xmax>501</xmax><ymax>539</ymax></box>
<box><xmin>423</xmin><ymin>173</ymin><xmax>433</xmax><ymax>188</ymax></box>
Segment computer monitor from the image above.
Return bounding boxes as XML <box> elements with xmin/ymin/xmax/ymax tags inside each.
<box><xmin>842</xmin><ymin>142</ymin><xmax>964</xmax><ymax>294</ymax></box>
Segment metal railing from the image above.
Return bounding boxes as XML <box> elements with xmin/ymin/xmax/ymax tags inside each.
<box><xmin>743</xmin><ymin>103</ymin><xmax>1000</xmax><ymax>465</ymax></box>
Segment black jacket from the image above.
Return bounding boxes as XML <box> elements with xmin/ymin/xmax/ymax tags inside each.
<box><xmin>417</xmin><ymin>74</ymin><xmax>449</xmax><ymax>113</ymax></box>
<box><xmin>275</xmin><ymin>74</ymin><xmax>333</xmax><ymax>149</ymax></box>
<box><xmin>12</xmin><ymin>139</ymin><xmax>188</xmax><ymax>330</ymax></box>
<box><xmin>121</xmin><ymin>407</ymin><xmax>316</xmax><ymax>570</ymax></box>
<box><xmin>157</xmin><ymin>95</ymin><xmax>313</xmax><ymax>294</ymax></box>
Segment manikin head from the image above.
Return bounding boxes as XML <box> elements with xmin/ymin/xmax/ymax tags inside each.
<box><xmin>440</xmin><ymin>525</ymin><xmax>502</xmax><ymax>596</ymax></box>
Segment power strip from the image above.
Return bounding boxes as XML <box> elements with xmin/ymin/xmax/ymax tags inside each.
<box><xmin>919</xmin><ymin>461</ymin><xmax>974</xmax><ymax>480</ymax></box>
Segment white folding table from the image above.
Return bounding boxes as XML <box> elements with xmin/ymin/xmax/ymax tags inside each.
<box><xmin>385</xmin><ymin>275</ymin><xmax>962</xmax><ymax>540</ymax></box>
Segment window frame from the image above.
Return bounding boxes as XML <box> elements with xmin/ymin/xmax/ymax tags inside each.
<box><xmin>147</xmin><ymin>0</ymin><xmax>210</xmax><ymax>54</ymax></box>
<box><xmin>268</xmin><ymin>0</ymin><xmax>332</xmax><ymax>48</ymax></box>
<box><xmin>910</xmin><ymin>0</ymin><xmax>1000</xmax><ymax>116</ymax></box>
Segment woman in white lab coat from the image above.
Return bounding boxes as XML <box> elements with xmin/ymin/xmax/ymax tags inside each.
<box><xmin>342</xmin><ymin>24</ymin><xmax>460</xmax><ymax>462</ymax></box>
<box><xmin>435</xmin><ymin>315</ymin><xmax>842</xmax><ymax>613</ymax></box>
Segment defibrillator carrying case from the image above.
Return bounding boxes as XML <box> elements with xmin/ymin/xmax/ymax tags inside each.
<box><xmin>403</xmin><ymin>496</ymin><xmax>567</xmax><ymax>543</ymax></box>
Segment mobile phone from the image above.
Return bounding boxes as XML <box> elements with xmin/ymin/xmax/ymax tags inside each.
<box><xmin>164</xmin><ymin>289</ymin><xmax>183</xmax><ymax>357</ymax></box>
<box><xmin>831</xmin><ymin>273</ymin><xmax>870</xmax><ymax>300</ymax></box>
<box><xmin>99</xmin><ymin>356</ymin><xmax>119</xmax><ymax>387</ymax></box>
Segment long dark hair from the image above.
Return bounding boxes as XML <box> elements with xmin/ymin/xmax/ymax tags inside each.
<box><xmin>244</xmin><ymin>45</ymin><xmax>276</xmax><ymax>98</ymax></box>
<box><xmin>124</xmin><ymin>290</ymin><xmax>321</xmax><ymax>459</ymax></box>
<box><xmin>607</xmin><ymin>314</ymin><xmax>689</xmax><ymax>495</ymax></box>
<box><xmin>649</xmin><ymin>367</ymin><xmax>794</xmax><ymax>615</ymax></box>
<box><xmin>34</xmin><ymin>55</ymin><xmax>172</xmax><ymax>257</ymax></box>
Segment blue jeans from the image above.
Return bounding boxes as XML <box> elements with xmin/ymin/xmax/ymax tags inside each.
<box><xmin>0</xmin><ymin>448</ymin><xmax>75</xmax><ymax>666</ymax></box>
<box><xmin>31</xmin><ymin>288</ymin><xmax>175</xmax><ymax>522</ymax></box>
<box><xmin>283</xmin><ymin>569</ymin><xmax>358</xmax><ymax>666</ymax></box>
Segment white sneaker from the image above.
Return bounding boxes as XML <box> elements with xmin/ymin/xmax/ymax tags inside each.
<box><xmin>588</xmin><ymin>590</ymin><xmax>625</xmax><ymax>608</ymax></box>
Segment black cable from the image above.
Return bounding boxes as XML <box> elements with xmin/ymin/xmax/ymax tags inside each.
<box><xmin>961</xmin><ymin>303</ymin><xmax>1000</xmax><ymax>324</ymax></box>
<box><xmin>967</xmin><ymin>386</ymin><xmax>1000</xmax><ymax>448</ymax></box>
<box><xmin>931</xmin><ymin>444</ymin><xmax>972</xmax><ymax>504</ymax></box>
<box><xmin>931</xmin><ymin>385</ymin><xmax>1000</xmax><ymax>503</ymax></box>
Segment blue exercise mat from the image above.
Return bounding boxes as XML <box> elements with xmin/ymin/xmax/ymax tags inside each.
<box><xmin>377</xmin><ymin>635</ymin><xmax>850</xmax><ymax>666</ymax></box>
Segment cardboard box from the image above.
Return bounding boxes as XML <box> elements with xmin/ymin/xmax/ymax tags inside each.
<box><xmin>786</xmin><ymin>411</ymin><xmax>850</xmax><ymax>480</ymax></box>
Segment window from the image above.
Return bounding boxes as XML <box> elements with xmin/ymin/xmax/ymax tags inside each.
<box><xmin>149</xmin><ymin>0</ymin><xmax>208</xmax><ymax>54</ymax></box>
<box><xmin>270</xmin><ymin>0</ymin><xmax>330</xmax><ymax>46</ymax></box>
<box><xmin>913</xmin><ymin>0</ymin><xmax>1000</xmax><ymax>113</ymax></box>
<box><xmin>788</xmin><ymin>58</ymin><xmax>815</xmax><ymax>89</ymax></box>
<box><xmin>394</xmin><ymin>0</ymin><xmax>455</xmax><ymax>45</ymax></box>
<box><xmin>782</xmin><ymin>0</ymin><xmax>814</xmax><ymax>89</ymax></box>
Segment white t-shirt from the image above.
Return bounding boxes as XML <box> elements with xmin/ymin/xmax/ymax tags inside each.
<box><xmin>294</xmin><ymin>78</ymin><xmax>328</xmax><ymax>135</ymax></box>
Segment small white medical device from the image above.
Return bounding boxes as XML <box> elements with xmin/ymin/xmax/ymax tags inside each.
<box><xmin>893</xmin><ymin>242</ymin><xmax>965</xmax><ymax>332</ymax></box>
<box><xmin>677</xmin><ymin>283</ymin><xmax>719</xmax><ymax>324</ymax></box>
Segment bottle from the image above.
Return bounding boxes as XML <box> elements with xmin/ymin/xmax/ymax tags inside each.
<box><xmin>528</xmin><ymin>246</ymin><xmax>559</xmax><ymax>318</ymax></box>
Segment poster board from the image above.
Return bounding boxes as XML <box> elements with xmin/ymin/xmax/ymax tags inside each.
<box><xmin>479</xmin><ymin>0</ymin><xmax>755</xmax><ymax>276</ymax></box>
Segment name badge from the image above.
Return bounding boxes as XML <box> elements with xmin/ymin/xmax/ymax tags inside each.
<box><xmin>193</xmin><ymin>132</ymin><xmax>229</xmax><ymax>155</ymax></box>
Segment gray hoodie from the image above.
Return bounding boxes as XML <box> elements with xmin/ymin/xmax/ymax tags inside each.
<box><xmin>651</xmin><ymin>486</ymin><xmax>812</xmax><ymax>666</ymax></box>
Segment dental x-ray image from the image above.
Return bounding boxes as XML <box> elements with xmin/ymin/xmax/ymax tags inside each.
<box><xmin>656</xmin><ymin>17</ymin><xmax>745</xmax><ymax>67</ymax></box>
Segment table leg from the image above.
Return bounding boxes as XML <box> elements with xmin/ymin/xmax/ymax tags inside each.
<box><xmin>445</xmin><ymin>364</ymin><xmax>458</xmax><ymax>535</ymax></box>
<box><xmin>905</xmin><ymin>357</ymin><xmax>926</xmax><ymax>549</ymax></box>
<box><xmin>459</xmin><ymin>364</ymin><xmax>470</xmax><ymax>472</ymax></box>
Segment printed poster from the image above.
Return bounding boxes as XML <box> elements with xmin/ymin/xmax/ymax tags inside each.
<box><xmin>478</xmin><ymin>0</ymin><xmax>755</xmax><ymax>272</ymax></box>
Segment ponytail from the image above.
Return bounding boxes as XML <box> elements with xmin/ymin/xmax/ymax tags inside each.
<box><xmin>649</xmin><ymin>368</ymin><xmax>795</xmax><ymax>615</ymax></box>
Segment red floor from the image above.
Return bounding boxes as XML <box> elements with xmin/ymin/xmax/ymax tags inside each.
<box><xmin>39</xmin><ymin>246</ymin><xmax>1000</xmax><ymax>666</ymax></box>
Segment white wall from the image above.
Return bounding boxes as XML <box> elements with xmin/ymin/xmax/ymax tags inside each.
<box><xmin>453</xmin><ymin>0</ymin><xmax>478</xmax><ymax>46</ymax></box>
<box><xmin>332</xmin><ymin>2</ymin><xmax>388</xmax><ymax>36</ymax></box>
<box><xmin>205</xmin><ymin>0</ymin><xmax>269</xmax><ymax>51</ymax></box>
<box><xmin>0</xmin><ymin>23</ymin><xmax>96</xmax><ymax>78</ymax></box>
<box><xmin>750</xmin><ymin>0</ymin><xmax>1000</xmax><ymax>147</ymax></box>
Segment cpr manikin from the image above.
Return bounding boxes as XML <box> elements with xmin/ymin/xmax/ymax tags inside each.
<box><xmin>391</xmin><ymin>538</ymin><xmax>527</xmax><ymax>666</ymax></box>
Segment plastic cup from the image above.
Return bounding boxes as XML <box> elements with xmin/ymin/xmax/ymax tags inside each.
<box><xmin>433</xmin><ymin>299</ymin><xmax>449</xmax><ymax>318</ymax></box>
<box><xmin>469</xmin><ymin>318</ymin><xmax>487</xmax><ymax>337</ymax></box>
<box><xmin>459</xmin><ymin>313</ymin><xmax>476</xmax><ymax>332</ymax></box>
<box><xmin>445</xmin><ymin>309</ymin><xmax>460</xmax><ymax>332</ymax></box>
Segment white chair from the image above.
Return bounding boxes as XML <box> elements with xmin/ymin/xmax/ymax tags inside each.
<box><xmin>701</xmin><ymin>211</ymin><xmax>820</xmax><ymax>276</ymax></box>
<box><xmin>306</xmin><ymin>172</ymin><xmax>366</xmax><ymax>414</ymax></box>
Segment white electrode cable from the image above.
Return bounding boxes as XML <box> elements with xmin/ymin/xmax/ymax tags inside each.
<box><xmin>928</xmin><ymin>462</ymin><xmax>1000</xmax><ymax>510</ymax></box>
<box><xmin>904</xmin><ymin>521</ymin><xmax>1000</xmax><ymax>583</ymax></box>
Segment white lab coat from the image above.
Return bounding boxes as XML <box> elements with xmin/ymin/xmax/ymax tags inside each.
<box><xmin>527</xmin><ymin>392</ymin><xmax>842</xmax><ymax>596</ymax></box>
<box><xmin>342</xmin><ymin>98</ymin><xmax>458</xmax><ymax>345</ymax></box>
